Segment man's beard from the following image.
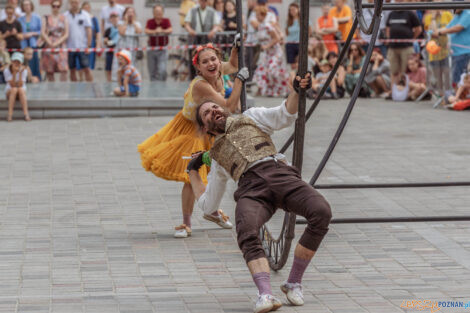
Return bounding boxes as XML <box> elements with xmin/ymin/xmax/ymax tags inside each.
<box><xmin>207</xmin><ymin>109</ymin><xmax>230</xmax><ymax>136</ymax></box>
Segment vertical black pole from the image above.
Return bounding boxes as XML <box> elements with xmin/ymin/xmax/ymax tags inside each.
<box><xmin>292</xmin><ymin>0</ymin><xmax>309</xmax><ymax>170</ymax></box>
<box><xmin>236</xmin><ymin>0</ymin><xmax>247</xmax><ymax>112</ymax></box>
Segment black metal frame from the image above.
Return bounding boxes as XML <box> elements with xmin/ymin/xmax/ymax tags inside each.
<box><xmin>256</xmin><ymin>1</ymin><xmax>470</xmax><ymax>270</ymax></box>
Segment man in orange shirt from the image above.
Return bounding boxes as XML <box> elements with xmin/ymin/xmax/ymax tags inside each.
<box><xmin>328</xmin><ymin>0</ymin><xmax>352</xmax><ymax>42</ymax></box>
<box><xmin>317</xmin><ymin>3</ymin><xmax>339</xmax><ymax>53</ymax></box>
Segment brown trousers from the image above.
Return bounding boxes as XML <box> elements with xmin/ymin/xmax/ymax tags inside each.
<box><xmin>234</xmin><ymin>160</ymin><xmax>332</xmax><ymax>263</ymax></box>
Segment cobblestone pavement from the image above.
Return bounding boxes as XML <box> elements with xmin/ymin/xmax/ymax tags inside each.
<box><xmin>1</xmin><ymin>98</ymin><xmax>470</xmax><ymax>313</ymax></box>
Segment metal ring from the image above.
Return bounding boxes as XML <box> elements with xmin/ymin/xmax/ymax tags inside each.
<box><xmin>354</xmin><ymin>0</ymin><xmax>384</xmax><ymax>35</ymax></box>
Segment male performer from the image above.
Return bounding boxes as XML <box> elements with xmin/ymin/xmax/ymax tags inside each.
<box><xmin>187</xmin><ymin>73</ymin><xmax>332</xmax><ymax>313</ymax></box>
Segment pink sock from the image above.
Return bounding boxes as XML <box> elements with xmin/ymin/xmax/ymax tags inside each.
<box><xmin>211</xmin><ymin>210</ymin><xmax>219</xmax><ymax>217</ymax></box>
<box><xmin>287</xmin><ymin>256</ymin><xmax>311</xmax><ymax>284</ymax></box>
<box><xmin>253</xmin><ymin>272</ymin><xmax>272</xmax><ymax>296</ymax></box>
<box><xmin>183</xmin><ymin>214</ymin><xmax>191</xmax><ymax>228</ymax></box>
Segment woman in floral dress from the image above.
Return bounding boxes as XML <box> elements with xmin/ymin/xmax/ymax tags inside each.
<box><xmin>253</xmin><ymin>5</ymin><xmax>289</xmax><ymax>97</ymax></box>
<box><xmin>40</xmin><ymin>0</ymin><xmax>68</xmax><ymax>82</ymax></box>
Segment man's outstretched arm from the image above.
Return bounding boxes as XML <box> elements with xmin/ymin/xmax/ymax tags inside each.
<box><xmin>285</xmin><ymin>72</ymin><xmax>312</xmax><ymax>114</ymax></box>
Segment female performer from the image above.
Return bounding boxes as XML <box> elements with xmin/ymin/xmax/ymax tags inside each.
<box><xmin>138</xmin><ymin>40</ymin><xmax>247</xmax><ymax>238</ymax></box>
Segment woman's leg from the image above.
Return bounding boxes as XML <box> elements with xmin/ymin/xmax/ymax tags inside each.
<box><xmin>18</xmin><ymin>88</ymin><xmax>31</xmax><ymax>121</ymax></box>
<box><xmin>46</xmin><ymin>72</ymin><xmax>55</xmax><ymax>82</ymax></box>
<box><xmin>181</xmin><ymin>183</ymin><xmax>195</xmax><ymax>226</ymax></box>
<box><xmin>375</xmin><ymin>75</ymin><xmax>389</xmax><ymax>93</ymax></box>
<box><xmin>7</xmin><ymin>88</ymin><xmax>18</xmax><ymax>121</ymax></box>
<box><xmin>59</xmin><ymin>71</ymin><xmax>67</xmax><ymax>82</ymax></box>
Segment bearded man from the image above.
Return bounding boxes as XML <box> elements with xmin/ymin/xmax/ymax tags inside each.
<box><xmin>186</xmin><ymin>73</ymin><xmax>332</xmax><ymax>313</ymax></box>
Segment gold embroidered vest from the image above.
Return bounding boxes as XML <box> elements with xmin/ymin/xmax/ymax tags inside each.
<box><xmin>210</xmin><ymin>115</ymin><xmax>277</xmax><ymax>181</ymax></box>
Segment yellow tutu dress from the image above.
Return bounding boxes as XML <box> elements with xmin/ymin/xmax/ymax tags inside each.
<box><xmin>138</xmin><ymin>77</ymin><xmax>223</xmax><ymax>184</ymax></box>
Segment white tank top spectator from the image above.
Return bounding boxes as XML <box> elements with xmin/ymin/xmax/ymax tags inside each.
<box><xmin>117</xmin><ymin>7</ymin><xmax>142</xmax><ymax>66</ymax></box>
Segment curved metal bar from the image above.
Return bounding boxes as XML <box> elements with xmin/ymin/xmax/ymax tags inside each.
<box><xmin>279</xmin><ymin>18</ymin><xmax>359</xmax><ymax>154</ymax></box>
<box><xmin>309</xmin><ymin>4</ymin><xmax>383</xmax><ymax>186</ymax></box>
<box><xmin>261</xmin><ymin>0</ymin><xmax>310</xmax><ymax>271</ymax></box>
<box><xmin>314</xmin><ymin>181</ymin><xmax>470</xmax><ymax>189</ymax></box>
<box><xmin>296</xmin><ymin>215</ymin><xmax>470</xmax><ymax>224</ymax></box>
<box><xmin>362</xmin><ymin>1</ymin><xmax>470</xmax><ymax>10</ymax></box>
<box><xmin>355</xmin><ymin>0</ymin><xmax>383</xmax><ymax>35</ymax></box>
<box><xmin>235</xmin><ymin>0</ymin><xmax>246</xmax><ymax>112</ymax></box>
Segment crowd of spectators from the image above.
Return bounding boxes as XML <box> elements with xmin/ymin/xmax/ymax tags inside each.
<box><xmin>1</xmin><ymin>0</ymin><xmax>470</xmax><ymax>111</ymax></box>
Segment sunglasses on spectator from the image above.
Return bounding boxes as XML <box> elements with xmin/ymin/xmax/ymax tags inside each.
<box><xmin>350</xmin><ymin>48</ymin><xmax>358</xmax><ymax>51</ymax></box>
<box><xmin>52</xmin><ymin>4</ymin><xmax>60</xmax><ymax>8</ymax></box>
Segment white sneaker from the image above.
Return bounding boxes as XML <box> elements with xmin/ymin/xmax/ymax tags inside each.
<box><xmin>203</xmin><ymin>209</ymin><xmax>233</xmax><ymax>229</ymax></box>
<box><xmin>174</xmin><ymin>224</ymin><xmax>191</xmax><ymax>238</ymax></box>
<box><xmin>280</xmin><ymin>282</ymin><xmax>304</xmax><ymax>306</ymax></box>
<box><xmin>254</xmin><ymin>294</ymin><xmax>282</xmax><ymax>313</ymax></box>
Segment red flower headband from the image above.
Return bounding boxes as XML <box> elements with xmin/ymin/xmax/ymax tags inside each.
<box><xmin>192</xmin><ymin>43</ymin><xmax>216</xmax><ymax>66</ymax></box>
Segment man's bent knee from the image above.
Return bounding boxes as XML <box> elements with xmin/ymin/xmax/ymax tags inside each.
<box><xmin>237</xmin><ymin>225</ymin><xmax>266</xmax><ymax>263</ymax></box>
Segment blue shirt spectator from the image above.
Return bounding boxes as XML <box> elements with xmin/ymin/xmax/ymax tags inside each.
<box><xmin>446</xmin><ymin>9</ymin><xmax>470</xmax><ymax>57</ymax></box>
<box><xmin>18</xmin><ymin>12</ymin><xmax>41</xmax><ymax>48</ymax></box>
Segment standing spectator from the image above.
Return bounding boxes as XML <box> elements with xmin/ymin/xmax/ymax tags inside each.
<box><xmin>406</xmin><ymin>55</ymin><xmax>426</xmax><ymax>100</ymax></box>
<box><xmin>100</xmin><ymin>0</ymin><xmax>124</xmax><ymax>36</ymax></box>
<box><xmin>345</xmin><ymin>43</ymin><xmax>368</xmax><ymax>97</ymax></box>
<box><xmin>179</xmin><ymin>0</ymin><xmax>196</xmax><ymax>28</ymax></box>
<box><xmin>365</xmin><ymin>49</ymin><xmax>390</xmax><ymax>97</ymax></box>
<box><xmin>316</xmin><ymin>3</ymin><xmax>339</xmax><ymax>54</ymax></box>
<box><xmin>285</xmin><ymin>3</ymin><xmax>312</xmax><ymax>70</ymax></box>
<box><xmin>4</xmin><ymin>52</ymin><xmax>29</xmax><ymax>121</ymax></box>
<box><xmin>184</xmin><ymin>0</ymin><xmax>219</xmax><ymax>79</ymax></box>
<box><xmin>103</xmin><ymin>12</ymin><xmax>119</xmax><ymax>82</ymax></box>
<box><xmin>18</xmin><ymin>0</ymin><xmax>40</xmax><ymax>81</ymax></box>
<box><xmin>329</xmin><ymin>0</ymin><xmax>352</xmax><ymax>43</ymax></box>
<box><xmin>81</xmin><ymin>2</ymin><xmax>101</xmax><ymax>74</ymax></box>
<box><xmin>385</xmin><ymin>0</ymin><xmax>421</xmax><ymax>82</ymax></box>
<box><xmin>145</xmin><ymin>5</ymin><xmax>172</xmax><ymax>81</ymax></box>
<box><xmin>358</xmin><ymin>0</ymin><xmax>387</xmax><ymax>56</ymax></box>
<box><xmin>213</xmin><ymin>0</ymin><xmax>224</xmax><ymax>22</ymax></box>
<box><xmin>0</xmin><ymin>0</ymin><xmax>23</xmax><ymax>22</ymax></box>
<box><xmin>252</xmin><ymin>5</ymin><xmax>289</xmax><ymax>97</ymax></box>
<box><xmin>0</xmin><ymin>4</ymin><xmax>23</xmax><ymax>55</ymax></box>
<box><xmin>434</xmin><ymin>8</ymin><xmax>470</xmax><ymax>89</ymax></box>
<box><xmin>223</xmin><ymin>0</ymin><xmax>237</xmax><ymax>33</ymax></box>
<box><xmin>40</xmin><ymin>0</ymin><xmax>68</xmax><ymax>82</ymax></box>
<box><xmin>424</xmin><ymin>9</ymin><xmax>452</xmax><ymax>97</ymax></box>
<box><xmin>117</xmin><ymin>7</ymin><xmax>142</xmax><ymax>66</ymax></box>
<box><xmin>64</xmin><ymin>0</ymin><xmax>93</xmax><ymax>82</ymax></box>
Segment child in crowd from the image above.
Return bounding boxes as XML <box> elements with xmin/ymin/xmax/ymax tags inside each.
<box><xmin>406</xmin><ymin>56</ymin><xmax>427</xmax><ymax>100</ymax></box>
<box><xmin>0</xmin><ymin>38</ymin><xmax>10</xmax><ymax>84</ymax></box>
<box><xmin>23</xmin><ymin>47</ymin><xmax>40</xmax><ymax>84</ymax></box>
<box><xmin>4</xmin><ymin>52</ymin><xmax>30</xmax><ymax>121</ymax></box>
<box><xmin>447</xmin><ymin>73</ymin><xmax>470</xmax><ymax>110</ymax></box>
<box><xmin>114</xmin><ymin>50</ymin><xmax>141</xmax><ymax>97</ymax></box>
<box><xmin>104</xmin><ymin>12</ymin><xmax>120</xmax><ymax>82</ymax></box>
<box><xmin>327</xmin><ymin>51</ymin><xmax>345</xmax><ymax>98</ymax></box>
<box><xmin>391</xmin><ymin>73</ymin><xmax>409</xmax><ymax>102</ymax></box>
<box><xmin>312</xmin><ymin>59</ymin><xmax>338</xmax><ymax>99</ymax></box>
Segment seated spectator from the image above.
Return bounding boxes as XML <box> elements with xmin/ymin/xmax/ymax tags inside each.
<box><xmin>0</xmin><ymin>4</ymin><xmax>23</xmax><ymax>54</ymax></box>
<box><xmin>447</xmin><ymin>73</ymin><xmax>470</xmax><ymax>110</ymax></box>
<box><xmin>104</xmin><ymin>12</ymin><xmax>119</xmax><ymax>82</ymax></box>
<box><xmin>23</xmin><ymin>47</ymin><xmax>39</xmax><ymax>83</ymax></box>
<box><xmin>365</xmin><ymin>49</ymin><xmax>390</xmax><ymax>98</ymax></box>
<box><xmin>406</xmin><ymin>55</ymin><xmax>426</xmax><ymax>100</ymax></box>
<box><xmin>316</xmin><ymin>3</ymin><xmax>339</xmax><ymax>54</ymax></box>
<box><xmin>18</xmin><ymin>0</ymin><xmax>41</xmax><ymax>81</ymax></box>
<box><xmin>40</xmin><ymin>0</ymin><xmax>68</xmax><ymax>82</ymax></box>
<box><xmin>4</xmin><ymin>52</ymin><xmax>30</xmax><ymax>121</ymax></box>
<box><xmin>327</xmin><ymin>51</ymin><xmax>346</xmax><ymax>98</ymax></box>
<box><xmin>145</xmin><ymin>4</ymin><xmax>172</xmax><ymax>81</ymax></box>
<box><xmin>114</xmin><ymin>50</ymin><xmax>141</xmax><ymax>97</ymax></box>
<box><xmin>308</xmin><ymin>34</ymin><xmax>328</xmax><ymax>76</ymax></box>
<box><xmin>0</xmin><ymin>38</ymin><xmax>10</xmax><ymax>83</ymax></box>
<box><xmin>391</xmin><ymin>73</ymin><xmax>409</xmax><ymax>102</ymax></box>
<box><xmin>345</xmin><ymin>43</ymin><xmax>369</xmax><ymax>97</ymax></box>
<box><xmin>312</xmin><ymin>59</ymin><xmax>338</xmax><ymax>99</ymax></box>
